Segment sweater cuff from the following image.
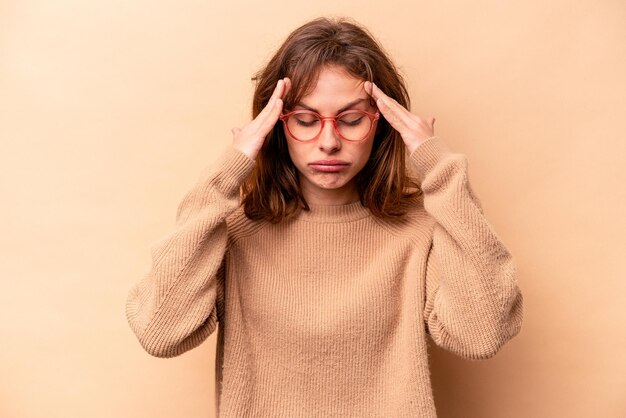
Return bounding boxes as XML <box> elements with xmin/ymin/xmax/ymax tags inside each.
<box><xmin>408</xmin><ymin>136</ymin><xmax>453</xmax><ymax>184</ymax></box>
<box><xmin>205</xmin><ymin>145</ymin><xmax>256</xmax><ymax>199</ymax></box>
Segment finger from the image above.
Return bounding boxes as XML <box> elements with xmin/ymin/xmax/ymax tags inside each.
<box><xmin>258</xmin><ymin>86</ymin><xmax>284</xmax><ymax>122</ymax></box>
<box><xmin>256</xmin><ymin>97</ymin><xmax>278</xmax><ymax>123</ymax></box>
<box><xmin>374</xmin><ymin>96</ymin><xmax>416</xmax><ymax>134</ymax></box>
<box><xmin>257</xmin><ymin>98</ymin><xmax>276</xmax><ymax>123</ymax></box>
<box><xmin>368</xmin><ymin>82</ymin><xmax>417</xmax><ymax>129</ymax></box>
<box><xmin>281</xmin><ymin>77</ymin><xmax>291</xmax><ymax>99</ymax></box>
<box><xmin>254</xmin><ymin>98</ymin><xmax>282</xmax><ymax>135</ymax></box>
<box><xmin>364</xmin><ymin>80</ymin><xmax>374</xmax><ymax>97</ymax></box>
<box><xmin>254</xmin><ymin>98</ymin><xmax>280</xmax><ymax>133</ymax></box>
<box><xmin>376</xmin><ymin>97</ymin><xmax>408</xmax><ymax>132</ymax></box>
<box><xmin>372</xmin><ymin>83</ymin><xmax>413</xmax><ymax>120</ymax></box>
<box><xmin>364</xmin><ymin>81</ymin><xmax>390</xmax><ymax>104</ymax></box>
<box><xmin>272</xmin><ymin>78</ymin><xmax>285</xmax><ymax>99</ymax></box>
<box><xmin>253</xmin><ymin>78</ymin><xmax>290</xmax><ymax>136</ymax></box>
<box><xmin>259</xmin><ymin>79</ymin><xmax>285</xmax><ymax>116</ymax></box>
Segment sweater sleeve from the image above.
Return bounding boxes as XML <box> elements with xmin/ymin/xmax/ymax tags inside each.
<box><xmin>409</xmin><ymin>136</ymin><xmax>524</xmax><ymax>360</ymax></box>
<box><xmin>125</xmin><ymin>145</ymin><xmax>256</xmax><ymax>358</ymax></box>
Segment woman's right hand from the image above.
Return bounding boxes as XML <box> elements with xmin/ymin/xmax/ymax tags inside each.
<box><xmin>231</xmin><ymin>77</ymin><xmax>291</xmax><ymax>161</ymax></box>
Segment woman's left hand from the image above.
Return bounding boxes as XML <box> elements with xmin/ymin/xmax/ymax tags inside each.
<box><xmin>364</xmin><ymin>81</ymin><xmax>436</xmax><ymax>154</ymax></box>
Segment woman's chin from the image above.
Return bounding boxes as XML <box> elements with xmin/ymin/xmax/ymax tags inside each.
<box><xmin>310</xmin><ymin>176</ymin><xmax>355</xmax><ymax>191</ymax></box>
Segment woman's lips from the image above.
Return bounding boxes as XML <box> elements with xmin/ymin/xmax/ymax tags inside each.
<box><xmin>309</xmin><ymin>164</ymin><xmax>349</xmax><ymax>172</ymax></box>
<box><xmin>308</xmin><ymin>159</ymin><xmax>350</xmax><ymax>172</ymax></box>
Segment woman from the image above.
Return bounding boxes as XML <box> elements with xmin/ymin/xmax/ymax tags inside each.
<box><xmin>125</xmin><ymin>16</ymin><xmax>524</xmax><ymax>417</ymax></box>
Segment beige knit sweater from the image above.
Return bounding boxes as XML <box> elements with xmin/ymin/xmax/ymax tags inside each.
<box><xmin>125</xmin><ymin>136</ymin><xmax>524</xmax><ymax>417</ymax></box>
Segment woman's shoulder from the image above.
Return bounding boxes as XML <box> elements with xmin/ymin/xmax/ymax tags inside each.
<box><xmin>368</xmin><ymin>197</ymin><xmax>435</xmax><ymax>243</ymax></box>
<box><xmin>225</xmin><ymin>205</ymin><xmax>270</xmax><ymax>245</ymax></box>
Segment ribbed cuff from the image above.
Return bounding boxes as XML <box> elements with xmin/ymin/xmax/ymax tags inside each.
<box><xmin>207</xmin><ymin>145</ymin><xmax>256</xmax><ymax>199</ymax></box>
<box><xmin>408</xmin><ymin>136</ymin><xmax>452</xmax><ymax>184</ymax></box>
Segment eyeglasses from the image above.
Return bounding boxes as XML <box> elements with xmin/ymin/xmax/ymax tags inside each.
<box><xmin>279</xmin><ymin>109</ymin><xmax>380</xmax><ymax>142</ymax></box>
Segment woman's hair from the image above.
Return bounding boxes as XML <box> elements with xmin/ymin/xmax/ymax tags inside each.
<box><xmin>241</xmin><ymin>16</ymin><xmax>422</xmax><ymax>223</ymax></box>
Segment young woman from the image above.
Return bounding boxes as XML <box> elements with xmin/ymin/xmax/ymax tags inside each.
<box><xmin>125</xmin><ymin>16</ymin><xmax>524</xmax><ymax>417</ymax></box>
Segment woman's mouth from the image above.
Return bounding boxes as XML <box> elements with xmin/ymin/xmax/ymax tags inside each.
<box><xmin>309</xmin><ymin>164</ymin><xmax>349</xmax><ymax>172</ymax></box>
<box><xmin>308</xmin><ymin>160</ymin><xmax>350</xmax><ymax>172</ymax></box>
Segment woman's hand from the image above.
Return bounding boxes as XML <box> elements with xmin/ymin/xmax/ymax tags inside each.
<box><xmin>231</xmin><ymin>77</ymin><xmax>292</xmax><ymax>160</ymax></box>
<box><xmin>364</xmin><ymin>81</ymin><xmax>436</xmax><ymax>154</ymax></box>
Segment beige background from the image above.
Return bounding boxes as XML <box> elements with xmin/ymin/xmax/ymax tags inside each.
<box><xmin>1</xmin><ymin>1</ymin><xmax>624</xmax><ymax>417</ymax></box>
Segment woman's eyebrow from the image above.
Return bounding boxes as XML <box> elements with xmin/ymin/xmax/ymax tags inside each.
<box><xmin>295</xmin><ymin>97</ymin><xmax>369</xmax><ymax>114</ymax></box>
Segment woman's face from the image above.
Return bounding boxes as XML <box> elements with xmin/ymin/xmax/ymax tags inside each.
<box><xmin>283</xmin><ymin>65</ymin><xmax>378</xmax><ymax>205</ymax></box>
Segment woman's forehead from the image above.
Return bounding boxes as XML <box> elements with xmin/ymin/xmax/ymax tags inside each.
<box><xmin>307</xmin><ymin>66</ymin><xmax>364</xmax><ymax>95</ymax></box>
<box><xmin>296</xmin><ymin>67</ymin><xmax>367</xmax><ymax>111</ymax></box>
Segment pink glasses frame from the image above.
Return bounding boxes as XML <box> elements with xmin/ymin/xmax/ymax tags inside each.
<box><xmin>279</xmin><ymin>109</ymin><xmax>381</xmax><ymax>143</ymax></box>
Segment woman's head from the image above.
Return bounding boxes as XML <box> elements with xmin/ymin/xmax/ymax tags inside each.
<box><xmin>242</xmin><ymin>16</ymin><xmax>421</xmax><ymax>223</ymax></box>
<box><xmin>281</xmin><ymin>65</ymin><xmax>379</xmax><ymax>207</ymax></box>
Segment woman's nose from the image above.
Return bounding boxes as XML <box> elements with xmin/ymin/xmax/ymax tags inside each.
<box><xmin>318</xmin><ymin>120</ymin><xmax>341</xmax><ymax>152</ymax></box>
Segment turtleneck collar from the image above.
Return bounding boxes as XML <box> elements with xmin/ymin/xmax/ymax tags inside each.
<box><xmin>296</xmin><ymin>200</ymin><xmax>371</xmax><ymax>223</ymax></box>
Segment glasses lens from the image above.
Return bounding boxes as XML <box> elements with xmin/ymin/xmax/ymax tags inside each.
<box><xmin>287</xmin><ymin>112</ymin><xmax>320</xmax><ymax>141</ymax></box>
<box><xmin>337</xmin><ymin>111</ymin><xmax>372</xmax><ymax>141</ymax></box>
<box><xmin>287</xmin><ymin>111</ymin><xmax>372</xmax><ymax>141</ymax></box>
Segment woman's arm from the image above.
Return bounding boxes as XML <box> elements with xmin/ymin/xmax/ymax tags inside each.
<box><xmin>410</xmin><ymin>136</ymin><xmax>524</xmax><ymax>360</ymax></box>
<box><xmin>125</xmin><ymin>145</ymin><xmax>255</xmax><ymax>358</ymax></box>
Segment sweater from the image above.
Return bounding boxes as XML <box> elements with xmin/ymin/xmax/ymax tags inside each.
<box><xmin>125</xmin><ymin>136</ymin><xmax>524</xmax><ymax>417</ymax></box>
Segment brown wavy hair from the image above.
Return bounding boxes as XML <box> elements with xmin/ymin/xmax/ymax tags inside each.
<box><xmin>241</xmin><ymin>16</ymin><xmax>422</xmax><ymax>223</ymax></box>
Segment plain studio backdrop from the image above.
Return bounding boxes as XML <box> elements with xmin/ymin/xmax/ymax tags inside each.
<box><xmin>1</xmin><ymin>1</ymin><xmax>625</xmax><ymax>417</ymax></box>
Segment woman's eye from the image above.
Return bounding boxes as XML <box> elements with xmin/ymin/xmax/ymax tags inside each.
<box><xmin>296</xmin><ymin>118</ymin><xmax>319</xmax><ymax>127</ymax></box>
<box><xmin>339</xmin><ymin>116</ymin><xmax>364</xmax><ymax>126</ymax></box>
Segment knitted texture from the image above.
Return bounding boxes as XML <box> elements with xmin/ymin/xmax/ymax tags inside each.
<box><xmin>125</xmin><ymin>136</ymin><xmax>524</xmax><ymax>417</ymax></box>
